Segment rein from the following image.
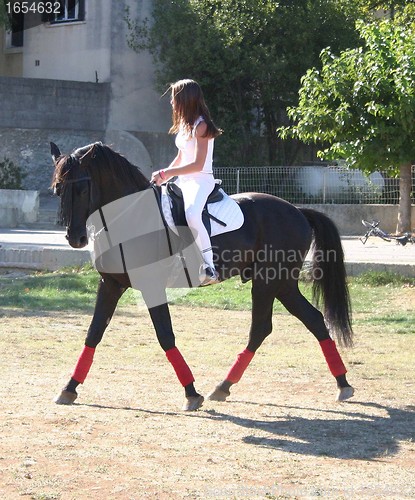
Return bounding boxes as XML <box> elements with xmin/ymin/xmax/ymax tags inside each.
<box><xmin>62</xmin><ymin>176</ymin><xmax>91</xmax><ymax>184</ymax></box>
<box><xmin>54</xmin><ymin>176</ymin><xmax>91</xmax><ymax>194</ymax></box>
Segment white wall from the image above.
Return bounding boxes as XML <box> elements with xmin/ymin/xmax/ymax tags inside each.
<box><xmin>22</xmin><ymin>0</ymin><xmax>112</xmax><ymax>82</ymax></box>
<box><xmin>0</xmin><ymin>189</ymin><xmax>39</xmax><ymax>227</ymax></box>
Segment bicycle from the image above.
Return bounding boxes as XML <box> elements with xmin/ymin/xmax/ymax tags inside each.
<box><xmin>360</xmin><ymin>220</ymin><xmax>415</xmax><ymax>246</ymax></box>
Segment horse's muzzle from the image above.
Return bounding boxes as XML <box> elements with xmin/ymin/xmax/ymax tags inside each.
<box><xmin>66</xmin><ymin>232</ymin><xmax>89</xmax><ymax>249</ymax></box>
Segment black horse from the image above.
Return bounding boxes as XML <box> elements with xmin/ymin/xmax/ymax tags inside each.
<box><xmin>51</xmin><ymin>142</ymin><xmax>354</xmax><ymax>411</ymax></box>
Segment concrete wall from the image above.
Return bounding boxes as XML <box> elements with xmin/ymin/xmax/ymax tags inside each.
<box><xmin>0</xmin><ymin>128</ymin><xmax>163</xmax><ymax>196</ymax></box>
<box><xmin>0</xmin><ymin>0</ymin><xmax>171</xmax><ymax>193</ymax></box>
<box><xmin>0</xmin><ymin>76</ymin><xmax>110</xmax><ymax>130</ymax></box>
<box><xmin>131</xmin><ymin>131</ymin><xmax>177</xmax><ymax>171</ymax></box>
<box><xmin>107</xmin><ymin>0</ymin><xmax>171</xmax><ymax>133</ymax></box>
<box><xmin>0</xmin><ymin>189</ymin><xmax>39</xmax><ymax>227</ymax></box>
<box><xmin>298</xmin><ymin>204</ymin><xmax>415</xmax><ymax>235</ymax></box>
<box><xmin>105</xmin><ymin>130</ymin><xmax>153</xmax><ymax>180</ymax></box>
<box><xmin>0</xmin><ymin>127</ymin><xmax>161</xmax><ymax>192</ymax></box>
<box><xmin>0</xmin><ymin>36</ymin><xmax>23</xmax><ymax>77</ymax></box>
<box><xmin>0</xmin><ymin>0</ymin><xmax>172</xmax><ymax>195</ymax></box>
<box><xmin>0</xmin><ymin>76</ymin><xmax>109</xmax><ymax>192</ymax></box>
<box><xmin>0</xmin><ymin>128</ymin><xmax>104</xmax><ymax>191</ymax></box>
<box><xmin>0</xmin><ymin>1</ymin><xmax>172</xmax><ymax>134</ymax></box>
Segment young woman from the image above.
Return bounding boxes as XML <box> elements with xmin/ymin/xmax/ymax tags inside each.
<box><xmin>151</xmin><ymin>79</ymin><xmax>222</xmax><ymax>286</ymax></box>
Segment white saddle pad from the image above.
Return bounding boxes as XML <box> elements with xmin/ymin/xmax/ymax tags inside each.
<box><xmin>161</xmin><ymin>185</ymin><xmax>244</xmax><ymax>237</ymax></box>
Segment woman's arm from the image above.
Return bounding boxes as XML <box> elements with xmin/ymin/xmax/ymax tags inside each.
<box><xmin>153</xmin><ymin>122</ymin><xmax>209</xmax><ymax>185</ymax></box>
<box><xmin>151</xmin><ymin>150</ymin><xmax>182</xmax><ymax>184</ymax></box>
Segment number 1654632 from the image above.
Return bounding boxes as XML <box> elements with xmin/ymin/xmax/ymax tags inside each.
<box><xmin>6</xmin><ymin>2</ymin><xmax>62</xmax><ymax>15</ymax></box>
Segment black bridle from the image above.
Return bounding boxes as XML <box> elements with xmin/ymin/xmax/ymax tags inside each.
<box><xmin>54</xmin><ymin>176</ymin><xmax>91</xmax><ymax>196</ymax></box>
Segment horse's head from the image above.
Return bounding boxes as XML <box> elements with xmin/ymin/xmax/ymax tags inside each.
<box><xmin>50</xmin><ymin>142</ymin><xmax>151</xmax><ymax>249</ymax></box>
<box><xmin>50</xmin><ymin>142</ymin><xmax>97</xmax><ymax>248</ymax></box>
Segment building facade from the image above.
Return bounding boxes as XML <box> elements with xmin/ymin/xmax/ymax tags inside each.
<box><xmin>0</xmin><ymin>0</ymin><xmax>174</xmax><ymax>191</ymax></box>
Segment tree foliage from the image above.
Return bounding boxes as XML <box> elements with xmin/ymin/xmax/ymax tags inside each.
<box><xmin>0</xmin><ymin>158</ymin><xmax>25</xmax><ymax>190</ymax></box>
<box><xmin>279</xmin><ymin>19</ymin><xmax>415</xmax><ymax>231</ymax></box>
<box><xmin>126</xmin><ymin>0</ymin><xmax>364</xmax><ymax>166</ymax></box>
<box><xmin>360</xmin><ymin>0</ymin><xmax>415</xmax><ymax>12</ymax></box>
<box><xmin>0</xmin><ymin>1</ymin><xmax>10</xmax><ymax>28</ymax></box>
<box><xmin>279</xmin><ymin>20</ymin><xmax>415</xmax><ymax>175</ymax></box>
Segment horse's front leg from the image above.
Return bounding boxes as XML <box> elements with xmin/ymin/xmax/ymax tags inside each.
<box><xmin>147</xmin><ymin>301</ymin><xmax>204</xmax><ymax>411</ymax></box>
<box><xmin>55</xmin><ymin>275</ymin><xmax>125</xmax><ymax>405</ymax></box>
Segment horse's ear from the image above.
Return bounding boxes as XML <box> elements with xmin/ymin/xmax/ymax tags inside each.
<box><xmin>79</xmin><ymin>144</ymin><xmax>97</xmax><ymax>167</ymax></box>
<box><xmin>50</xmin><ymin>142</ymin><xmax>61</xmax><ymax>163</ymax></box>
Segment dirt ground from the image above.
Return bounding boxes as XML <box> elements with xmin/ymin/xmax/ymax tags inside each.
<box><xmin>0</xmin><ymin>302</ymin><xmax>414</xmax><ymax>499</ymax></box>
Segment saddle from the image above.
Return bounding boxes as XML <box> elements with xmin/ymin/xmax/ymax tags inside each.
<box><xmin>164</xmin><ymin>180</ymin><xmax>227</xmax><ymax>236</ymax></box>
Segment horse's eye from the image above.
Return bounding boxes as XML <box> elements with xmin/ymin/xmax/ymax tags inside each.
<box><xmin>77</xmin><ymin>181</ymin><xmax>89</xmax><ymax>196</ymax></box>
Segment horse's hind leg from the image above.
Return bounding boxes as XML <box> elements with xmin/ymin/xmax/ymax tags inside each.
<box><xmin>208</xmin><ymin>280</ymin><xmax>275</xmax><ymax>402</ymax></box>
<box><xmin>55</xmin><ymin>276</ymin><xmax>125</xmax><ymax>405</ymax></box>
<box><xmin>276</xmin><ymin>283</ymin><xmax>354</xmax><ymax>401</ymax></box>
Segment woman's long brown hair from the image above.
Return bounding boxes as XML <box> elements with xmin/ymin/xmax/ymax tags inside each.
<box><xmin>168</xmin><ymin>79</ymin><xmax>222</xmax><ymax>139</ymax></box>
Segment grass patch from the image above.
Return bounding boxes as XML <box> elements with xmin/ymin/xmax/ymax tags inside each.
<box><xmin>353</xmin><ymin>271</ymin><xmax>415</xmax><ymax>287</ymax></box>
<box><xmin>171</xmin><ymin>278</ymin><xmax>311</xmax><ymax>315</ymax></box>
<box><xmin>0</xmin><ymin>264</ymin><xmax>136</xmax><ymax>312</ymax></box>
<box><xmin>348</xmin><ymin>272</ymin><xmax>414</xmax><ymax>335</ymax></box>
<box><xmin>348</xmin><ymin>272</ymin><xmax>414</xmax><ymax>314</ymax></box>
<box><xmin>171</xmin><ymin>279</ymin><xmax>253</xmax><ymax>310</ymax></box>
<box><xmin>367</xmin><ymin>314</ymin><xmax>414</xmax><ymax>335</ymax></box>
<box><xmin>0</xmin><ymin>268</ymin><xmax>413</xmax><ymax>334</ymax></box>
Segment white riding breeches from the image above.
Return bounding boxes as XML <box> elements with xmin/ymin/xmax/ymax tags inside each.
<box><xmin>175</xmin><ymin>173</ymin><xmax>215</xmax><ymax>268</ymax></box>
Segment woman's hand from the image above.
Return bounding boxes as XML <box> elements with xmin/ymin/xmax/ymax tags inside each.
<box><xmin>150</xmin><ymin>169</ymin><xmax>168</xmax><ymax>186</ymax></box>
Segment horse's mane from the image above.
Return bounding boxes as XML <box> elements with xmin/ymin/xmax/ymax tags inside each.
<box><xmin>89</xmin><ymin>143</ymin><xmax>151</xmax><ymax>191</ymax></box>
<box><xmin>52</xmin><ymin>142</ymin><xmax>150</xmax><ymax>192</ymax></box>
<box><xmin>52</xmin><ymin>142</ymin><xmax>151</xmax><ymax>225</ymax></box>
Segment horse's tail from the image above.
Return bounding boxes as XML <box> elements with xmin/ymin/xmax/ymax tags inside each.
<box><xmin>299</xmin><ymin>208</ymin><xmax>353</xmax><ymax>347</ymax></box>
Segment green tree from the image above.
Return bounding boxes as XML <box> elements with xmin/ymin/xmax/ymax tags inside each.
<box><xmin>0</xmin><ymin>0</ymin><xmax>10</xmax><ymax>29</ymax></box>
<box><xmin>0</xmin><ymin>1</ymin><xmax>9</xmax><ymax>28</ymax></box>
<box><xmin>126</xmin><ymin>0</ymin><xmax>363</xmax><ymax>166</ymax></box>
<box><xmin>0</xmin><ymin>158</ymin><xmax>25</xmax><ymax>189</ymax></box>
<box><xmin>279</xmin><ymin>20</ymin><xmax>414</xmax><ymax>232</ymax></box>
<box><xmin>361</xmin><ymin>0</ymin><xmax>415</xmax><ymax>12</ymax></box>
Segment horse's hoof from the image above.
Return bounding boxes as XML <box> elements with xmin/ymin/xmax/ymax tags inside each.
<box><xmin>336</xmin><ymin>386</ymin><xmax>354</xmax><ymax>402</ymax></box>
<box><xmin>207</xmin><ymin>386</ymin><xmax>230</xmax><ymax>402</ymax></box>
<box><xmin>54</xmin><ymin>390</ymin><xmax>78</xmax><ymax>405</ymax></box>
<box><xmin>183</xmin><ymin>395</ymin><xmax>204</xmax><ymax>411</ymax></box>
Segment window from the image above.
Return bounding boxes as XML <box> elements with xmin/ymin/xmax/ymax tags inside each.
<box><xmin>55</xmin><ymin>0</ymin><xmax>84</xmax><ymax>22</ymax></box>
<box><xmin>42</xmin><ymin>0</ymin><xmax>85</xmax><ymax>24</ymax></box>
<box><xmin>6</xmin><ymin>11</ymin><xmax>24</xmax><ymax>48</ymax></box>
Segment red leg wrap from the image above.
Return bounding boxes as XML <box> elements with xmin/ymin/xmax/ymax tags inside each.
<box><xmin>319</xmin><ymin>339</ymin><xmax>347</xmax><ymax>377</ymax></box>
<box><xmin>226</xmin><ymin>349</ymin><xmax>255</xmax><ymax>384</ymax></box>
<box><xmin>166</xmin><ymin>347</ymin><xmax>195</xmax><ymax>387</ymax></box>
<box><xmin>72</xmin><ymin>346</ymin><xmax>95</xmax><ymax>384</ymax></box>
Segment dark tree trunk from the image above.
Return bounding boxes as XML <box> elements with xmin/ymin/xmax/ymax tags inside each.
<box><xmin>396</xmin><ymin>162</ymin><xmax>412</xmax><ymax>234</ymax></box>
